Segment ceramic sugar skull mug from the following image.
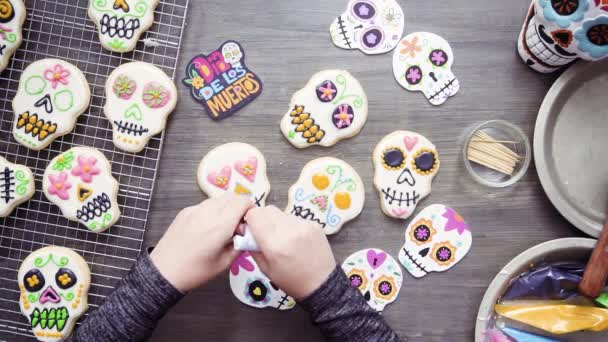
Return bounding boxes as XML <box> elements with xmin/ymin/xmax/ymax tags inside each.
<box><xmin>518</xmin><ymin>0</ymin><xmax>608</xmax><ymax>73</ymax></box>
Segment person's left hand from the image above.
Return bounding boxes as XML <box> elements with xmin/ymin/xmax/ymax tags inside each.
<box><xmin>150</xmin><ymin>193</ymin><xmax>252</xmax><ymax>293</ymax></box>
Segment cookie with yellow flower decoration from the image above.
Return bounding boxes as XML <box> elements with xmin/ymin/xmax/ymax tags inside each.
<box><xmin>197</xmin><ymin>142</ymin><xmax>270</xmax><ymax>207</ymax></box>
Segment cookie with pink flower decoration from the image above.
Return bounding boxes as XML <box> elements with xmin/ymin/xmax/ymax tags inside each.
<box><xmin>43</xmin><ymin>147</ymin><xmax>120</xmax><ymax>233</ymax></box>
<box><xmin>12</xmin><ymin>59</ymin><xmax>91</xmax><ymax>150</ymax></box>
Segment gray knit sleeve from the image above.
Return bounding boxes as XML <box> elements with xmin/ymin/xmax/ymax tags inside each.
<box><xmin>299</xmin><ymin>266</ymin><xmax>402</xmax><ymax>342</ymax></box>
<box><xmin>67</xmin><ymin>252</ymin><xmax>184</xmax><ymax>342</ymax></box>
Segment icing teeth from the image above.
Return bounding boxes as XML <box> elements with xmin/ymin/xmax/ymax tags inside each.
<box><xmin>100</xmin><ymin>14</ymin><xmax>141</xmax><ymax>39</ymax></box>
<box><xmin>30</xmin><ymin>307</ymin><xmax>69</xmax><ymax>331</ymax></box>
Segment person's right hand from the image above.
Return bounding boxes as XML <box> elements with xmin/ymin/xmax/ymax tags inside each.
<box><xmin>245</xmin><ymin>206</ymin><xmax>336</xmax><ymax>300</ymax></box>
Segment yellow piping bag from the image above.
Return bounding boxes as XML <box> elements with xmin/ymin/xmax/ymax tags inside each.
<box><xmin>495</xmin><ymin>302</ymin><xmax>608</xmax><ymax>334</ymax></box>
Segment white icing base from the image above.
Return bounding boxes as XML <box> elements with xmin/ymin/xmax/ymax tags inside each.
<box><xmin>0</xmin><ymin>156</ymin><xmax>35</xmax><ymax>217</ymax></box>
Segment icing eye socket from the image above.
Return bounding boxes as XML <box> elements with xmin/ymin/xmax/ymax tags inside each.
<box><xmin>248</xmin><ymin>280</ymin><xmax>268</xmax><ymax>302</ymax></box>
<box><xmin>54</xmin><ymin>89</ymin><xmax>74</xmax><ymax>112</ymax></box>
<box><xmin>411</xmin><ymin>148</ymin><xmax>439</xmax><ymax>175</ymax></box>
<box><xmin>347</xmin><ymin>269</ymin><xmax>368</xmax><ymax>290</ymax></box>
<box><xmin>112</xmin><ymin>75</ymin><xmax>137</xmax><ymax>100</ymax></box>
<box><xmin>587</xmin><ymin>24</ymin><xmax>608</xmax><ymax>46</ymax></box>
<box><xmin>55</xmin><ymin>268</ymin><xmax>77</xmax><ymax>290</ymax></box>
<box><xmin>429</xmin><ymin>49</ymin><xmax>448</xmax><ymax>67</ymax></box>
<box><xmin>312</xmin><ymin>173</ymin><xmax>330</xmax><ymax>190</ymax></box>
<box><xmin>432</xmin><ymin>242</ymin><xmax>457</xmax><ymax>267</ymax></box>
<box><xmin>332</xmin><ymin>104</ymin><xmax>354</xmax><ymax>129</ymax></box>
<box><xmin>373</xmin><ymin>275</ymin><xmax>397</xmax><ymax>301</ymax></box>
<box><xmin>334</xmin><ymin>192</ymin><xmax>351</xmax><ymax>210</ymax></box>
<box><xmin>25</xmin><ymin>76</ymin><xmax>47</xmax><ymax>96</ymax></box>
<box><xmin>409</xmin><ymin>219</ymin><xmax>436</xmax><ymax>245</ymax></box>
<box><xmin>316</xmin><ymin>80</ymin><xmax>337</xmax><ymax>102</ymax></box>
<box><xmin>351</xmin><ymin>1</ymin><xmax>376</xmax><ymax>20</ymax></box>
<box><xmin>405</xmin><ymin>66</ymin><xmax>422</xmax><ymax>85</ymax></box>
<box><xmin>23</xmin><ymin>269</ymin><xmax>45</xmax><ymax>292</ymax></box>
<box><xmin>361</xmin><ymin>27</ymin><xmax>384</xmax><ymax>49</ymax></box>
<box><xmin>142</xmin><ymin>82</ymin><xmax>171</xmax><ymax>109</ymax></box>
<box><xmin>381</xmin><ymin>147</ymin><xmax>406</xmax><ymax>170</ymax></box>
<box><xmin>0</xmin><ymin>0</ymin><xmax>15</xmax><ymax>24</ymax></box>
<box><xmin>551</xmin><ymin>0</ymin><xmax>579</xmax><ymax>16</ymax></box>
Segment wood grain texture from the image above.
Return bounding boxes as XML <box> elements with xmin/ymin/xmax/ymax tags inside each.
<box><xmin>145</xmin><ymin>0</ymin><xmax>588</xmax><ymax>341</ymax></box>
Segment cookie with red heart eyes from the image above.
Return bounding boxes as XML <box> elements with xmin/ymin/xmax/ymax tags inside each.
<box><xmin>197</xmin><ymin>142</ymin><xmax>270</xmax><ymax>207</ymax></box>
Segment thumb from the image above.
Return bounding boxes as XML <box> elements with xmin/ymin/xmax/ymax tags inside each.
<box><xmin>245</xmin><ymin>206</ymin><xmax>277</xmax><ymax>253</ymax></box>
<box><xmin>250</xmin><ymin>251</ymin><xmax>270</xmax><ymax>275</ymax></box>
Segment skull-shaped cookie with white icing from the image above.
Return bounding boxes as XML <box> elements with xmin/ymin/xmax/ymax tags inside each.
<box><xmin>286</xmin><ymin>157</ymin><xmax>365</xmax><ymax>235</ymax></box>
<box><xmin>330</xmin><ymin>0</ymin><xmax>405</xmax><ymax>55</ymax></box>
<box><xmin>197</xmin><ymin>142</ymin><xmax>270</xmax><ymax>207</ymax></box>
<box><xmin>88</xmin><ymin>0</ymin><xmax>159</xmax><ymax>52</ymax></box>
<box><xmin>373</xmin><ymin>131</ymin><xmax>440</xmax><ymax>220</ymax></box>
<box><xmin>18</xmin><ymin>246</ymin><xmax>91</xmax><ymax>342</ymax></box>
<box><xmin>393</xmin><ymin>32</ymin><xmax>460</xmax><ymax>106</ymax></box>
<box><xmin>398</xmin><ymin>204</ymin><xmax>472</xmax><ymax>278</ymax></box>
<box><xmin>12</xmin><ymin>59</ymin><xmax>91</xmax><ymax>150</ymax></box>
<box><xmin>0</xmin><ymin>0</ymin><xmax>26</xmax><ymax>72</ymax></box>
<box><xmin>280</xmin><ymin>70</ymin><xmax>368</xmax><ymax>148</ymax></box>
<box><xmin>229</xmin><ymin>252</ymin><xmax>295</xmax><ymax>311</ymax></box>
<box><xmin>342</xmin><ymin>248</ymin><xmax>403</xmax><ymax>312</ymax></box>
<box><xmin>104</xmin><ymin>62</ymin><xmax>177</xmax><ymax>153</ymax></box>
<box><xmin>43</xmin><ymin>147</ymin><xmax>121</xmax><ymax>233</ymax></box>
<box><xmin>0</xmin><ymin>156</ymin><xmax>35</xmax><ymax>217</ymax></box>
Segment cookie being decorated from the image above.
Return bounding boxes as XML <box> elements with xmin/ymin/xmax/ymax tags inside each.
<box><xmin>280</xmin><ymin>70</ymin><xmax>368</xmax><ymax>148</ymax></box>
<box><xmin>0</xmin><ymin>156</ymin><xmax>34</xmax><ymax>217</ymax></box>
<box><xmin>342</xmin><ymin>248</ymin><xmax>403</xmax><ymax>312</ymax></box>
<box><xmin>88</xmin><ymin>0</ymin><xmax>160</xmax><ymax>52</ymax></box>
<box><xmin>12</xmin><ymin>59</ymin><xmax>91</xmax><ymax>150</ymax></box>
<box><xmin>0</xmin><ymin>0</ymin><xmax>26</xmax><ymax>72</ymax></box>
<box><xmin>18</xmin><ymin>246</ymin><xmax>91</xmax><ymax>342</ymax></box>
<box><xmin>286</xmin><ymin>157</ymin><xmax>365</xmax><ymax>235</ymax></box>
<box><xmin>197</xmin><ymin>142</ymin><xmax>270</xmax><ymax>207</ymax></box>
<box><xmin>43</xmin><ymin>147</ymin><xmax>120</xmax><ymax>233</ymax></box>
<box><xmin>104</xmin><ymin>62</ymin><xmax>177</xmax><ymax>153</ymax></box>
<box><xmin>373</xmin><ymin>131</ymin><xmax>440</xmax><ymax>220</ymax></box>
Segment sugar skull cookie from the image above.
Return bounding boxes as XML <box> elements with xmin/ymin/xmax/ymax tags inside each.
<box><xmin>286</xmin><ymin>157</ymin><xmax>365</xmax><ymax>235</ymax></box>
<box><xmin>373</xmin><ymin>131</ymin><xmax>440</xmax><ymax>220</ymax></box>
<box><xmin>329</xmin><ymin>0</ymin><xmax>405</xmax><ymax>55</ymax></box>
<box><xmin>12</xmin><ymin>59</ymin><xmax>91</xmax><ymax>150</ymax></box>
<box><xmin>0</xmin><ymin>0</ymin><xmax>26</xmax><ymax>73</ymax></box>
<box><xmin>0</xmin><ymin>156</ymin><xmax>34</xmax><ymax>217</ymax></box>
<box><xmin>393</xmin><ymin>32</ymin><xmax>460</xmax><ymax>106</ymax></box>
<box><xmin>398</xmin><ymin>204</ymin><xmax>472</xmax><ymax>278</ymax></box>
<box><xmin>197</xmin><ymin>142</ymin><xmax>270</xmax><ymax>207</ymax></box>
<box><xmin>342</xmin><ymin>248</ymin><xmax>403</xmax><ymax>312</ymax></box>
<box><xmin>104</xmin><ymin>62</ymin><xmax>177</xmax><ymax>153</ymax></box>
<box><xmin>280</xmin><ymin>70</ymin><xmax>368</xmax><ymax>148</ymax></box>
<box><xmin>18</xmin><ymin>246</ymin><xmax>91</xmax><ymax>342</ymax></box>
<box><xmin>88</xmin><ymin>0</ymin><xmax>160</xmax><ymax>52</ymax></box>
<box><xmin>229</xmin><ymin>252</ymin><xmax>295</xmax><ymax>311</ymax></box>
<box><xmin>43</xmin><ymin>147</ymin><xmax>121</xmax><ymax>233</ymax></box>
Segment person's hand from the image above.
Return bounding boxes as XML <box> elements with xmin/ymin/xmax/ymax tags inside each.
<box><xmin>245</xmin><ymin>206</ymin><xmax>336</xmax><ymax>300</ymax></box>
<box><xmin>150</xmin><ymin>194</ymin><xmax>252</xmax><ymax>293</ymax></box>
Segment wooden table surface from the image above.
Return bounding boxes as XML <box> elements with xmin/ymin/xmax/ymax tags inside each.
<box><xmin>144</xmin><ymin>0</ymin><xmax>590</xmax><ymax>341</ymax></box>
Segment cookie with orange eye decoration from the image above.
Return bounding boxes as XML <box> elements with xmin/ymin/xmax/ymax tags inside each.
<box><xmin>286</xmin><ymin>157</ymin><xmax>364</xmax><ymax>235</ymax></box>
<box><xmin>398</xmin><ymin>204</ymin><xmax>472</xmax><ymax>278</ymax></box>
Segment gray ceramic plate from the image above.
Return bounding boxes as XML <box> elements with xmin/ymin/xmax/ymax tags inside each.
<box><xmin>535</xmin><ymin>59</ymin><xmax>608</xmax><ymax>238</ymax></box>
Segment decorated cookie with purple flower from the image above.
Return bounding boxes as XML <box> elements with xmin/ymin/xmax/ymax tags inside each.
<box><xmin>398</xmin><ymin>204</ymin><xmax>472</xmax><ymax>278</ymax></box>
<box><xmin>43</xmin><ymin>147</ymin><xmax>120</xmax><ymax>233</ymax></box>
<box><xmin>280</xmin><ymin>70</ymin><xmax>368</xmax><ymax>148</ymax></box>
<box><xmin>104</xmin><ymin>62</ymin><xmax>177</xmax><ymax>153</ymax></box>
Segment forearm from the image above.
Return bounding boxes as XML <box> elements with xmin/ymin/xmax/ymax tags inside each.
<box><xmin>67</xmin><ymin>252</ymin><xmax>184</xmax><ymax>342</ymax></box>
<box><xmin>300</xmin><ymin>266</ymin><xmax>402</xmax><ymax>342</ymax></box>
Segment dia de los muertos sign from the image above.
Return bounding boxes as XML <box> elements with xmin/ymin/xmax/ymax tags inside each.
<box><xmin>183</xmin><ymin>41</ymin><xmax>263</xmax><ymax>121</ymax></box>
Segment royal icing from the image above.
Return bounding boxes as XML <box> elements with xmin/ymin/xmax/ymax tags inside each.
<box><xmin>183</xmin><ymin>41</ymin><xmax>263</xmax><ymax>121</ymax></box>
<box><xmin>0</xmin><ymin>156</ymin><xmax>34</xmax><ymax>217</ymax></box>
<box><xmin>104</xmin><ymin>62</ymin><xmax>177</xmax><ymax>153</ymax></box>
<box><xmin>12</xmin><ymin>59</ymin><xmax>91</xmax><ymax>150</ymax></box>
<box><xmin>398</xmin><ymin>204</ymin><xmax>472</xmax><ymax>278</ymax></box>
<box><xmin>88</xmin><ymin>0</ymin><xmax>160</xmax><ymax>52</ymax></box>
<box><xmin>373</xmin><ymin>131</ymin><xmax>440</xmax><ymax>220</ymax></box>
<box><xmin>280</xmin><ymin>70</ymin><xmax>368</xmax><ymax>148</ymax></box>
<box><xmin>342</xmin><ymin>248</ymin><xmax>403</xmax><ymax>312</ymax></box>
<box><xmin>43</xmin><ymin>147</ymin><xmax>121</xmax><ymax>233</ymax></box>
<box><xmin>229</xmin><ymin>252</ymin><xmax>295</xmax><ymax>311</ymax></box>
<box><xmin>393</xmin><ymin>32</ymin><xmax>460</xmax><ymax>106</ymax></box>
<box><xmin>0</xmin><ymin>0</ymin><xmax>25</xmax><ymax>72</ymax></box>
<box><xmin>18</xmin><ymin>246</ymin><xmax>91</xmax><ymax>342</ymax></box>
<box><xmin>197</xmin><ymin>142</ymin><xmax>270</xmax><ymax>207</ymax></box>
<box><xmin>286</xmin><ymin>157</ymin><xmax>365</xmax><ymax>235</ymax></box>
<box><xmin>329</xmin><ymin>0</ymin><xmax>405</xmax><ymax>55</ymax></box>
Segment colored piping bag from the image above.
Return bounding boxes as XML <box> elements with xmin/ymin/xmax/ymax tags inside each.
<box><xmin>502</xmin><ymin>263</ymin><xmax>584</xmax><ymax>300</ymax></box>
<box><xmin>501</xmin><ymin>327</ymin><xmax>559</xmax><ymax>342</ymax></box>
